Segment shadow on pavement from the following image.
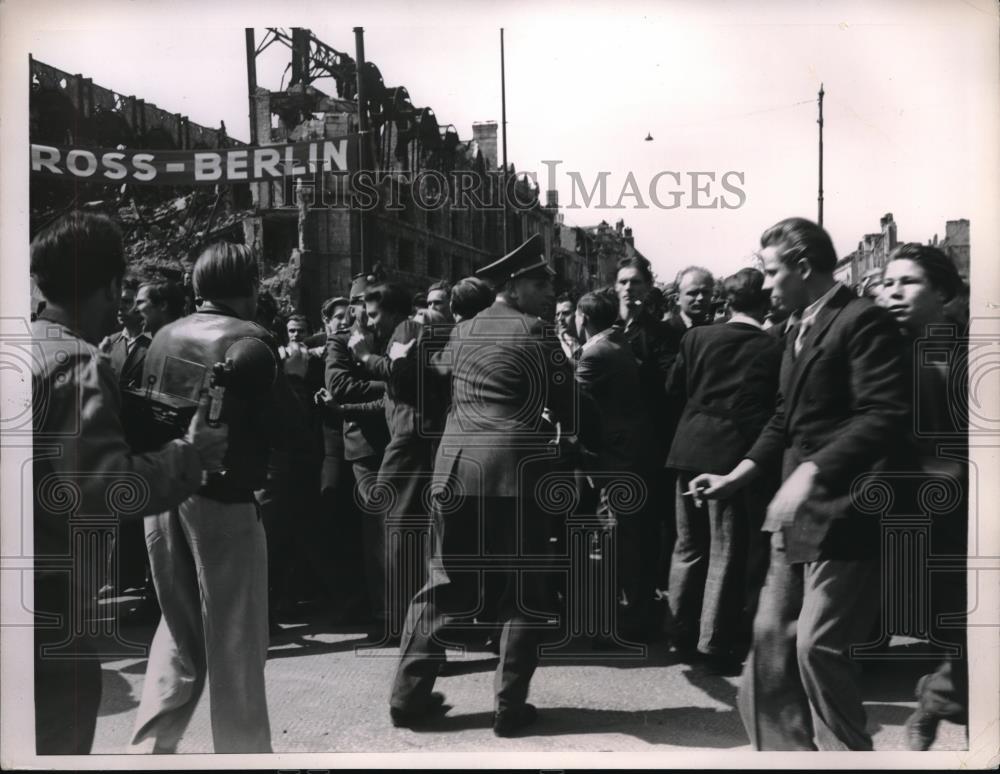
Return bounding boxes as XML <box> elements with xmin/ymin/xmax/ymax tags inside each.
<box><xmin>98</xmin><ymin>667</ymin><xmax>140</xmax><ymax>717</ymax></box>
<box><xmin>405</xmin><ymin>705</ymin><xmax>748</xmax><ymax>747</ymax></box>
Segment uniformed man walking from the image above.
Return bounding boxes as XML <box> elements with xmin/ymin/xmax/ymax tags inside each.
<box><xmin>388</xmin><ymin>234</ymin><xmax>576</xmax><ymax>737</ymax></box>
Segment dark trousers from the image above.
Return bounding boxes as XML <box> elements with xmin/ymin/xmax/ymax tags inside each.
<box><xmin>390</xmin><ymin>496</ymin><xmax>551</xmax><ymax>714</ymax></box>
<box><xmin>615</xmin><ymin>466</ymin><xmax>673</xmax><ymax>636</ymax></box>
<box><xmin>738</xmin><ymin>535</ymin><xmax>881</xmax><ymax>750</ymax></box>
<box><xmin>668</xmin><ymin>472</ymin><xmax>750</xmax><ymax>656</ymax></box>
<box><xmin>378</xmin><ymin>437</ymin><xmax>434</xmax><ymax>637</ymax></box>
<box><xmin>916</xmin><ymin>511</ymin><xmax>968</xmax><ymax>724</ymax></box>
<box><xmin>322</xmin><ymin>458</ymin><xmax>368</xmax><ymax>619</ymax></box>
<box><xmin>353</xmin><ymin>455</ymin><xmax>386</xmax><ymax>622</ymax></box>
<box><xmin>34</xmin><ymin>581</ymin><xmax>102</xmax><ymax>754</ymax></box>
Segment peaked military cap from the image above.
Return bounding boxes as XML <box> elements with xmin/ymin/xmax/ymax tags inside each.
<box><xmin>350</xmin><ymin>263</ymin><xmax>388</xmax><ymax>300</ymax></box>
<box><xmin>475</xmin><ymin>233</ymin><xmax>554</xmax><ymax>286</ymax></box>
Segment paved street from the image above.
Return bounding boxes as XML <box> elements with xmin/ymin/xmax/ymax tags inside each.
<box><xmin>89</xmin><ymin>598</ymin><xmax>965</xmax><ymax>755</ymax></box>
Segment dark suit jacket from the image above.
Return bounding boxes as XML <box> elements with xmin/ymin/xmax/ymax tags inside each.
<box><xmin>745</xmin><ymin>286</ymin><xmax>909</xmax><ymax>563</ymax></box>
<box><xmin>375</xmin><ymin>319</ymin><xmax>453</xmax><ymax>441</ymax></box>
<box><xmin>665</xmin><ymin>321</ymin><xmax>782</xmax><ymax>475</ymax></box>
<box><xmin>616</xmin><ymin>310</ymin><xmax>684</xmax><ymax>463</ymax></box>
<box><xmin>325</xmin><ymin>329</ymin><xmax>389</xmax><ymax>462</ymax></box>
<box><xmin>101</xmin><ymin>330</ymin><xmax>151</xmax><ymax>390</ymax></box>
<box><xmin>431</xmin><ymin>299</ymin><xmax>575</xmax><ymax>498</ymax></box>
<box><xmin>575</xmin><ymin>328</ymin><xmax>648</xmax><ymax>472</ymax></box>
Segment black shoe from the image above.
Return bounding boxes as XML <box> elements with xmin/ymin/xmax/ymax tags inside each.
<box><xmin>493</xmin><ymin>703</ymin><xmax>538</xmax><ymax>737</ymax></box>
<box><xmin>904</xmin><ymin>709</ymin><xmax>939</xmax><ymax>751</ymax></box>
<box><xmin>390</xmin><ymin>692</ymin><xmax>450</xmax><ymax>729</ymax></box>
<box><xmin>672</xmin><ymin>645</ymin><xmax>705</xmax><ymax>664</ymax></box>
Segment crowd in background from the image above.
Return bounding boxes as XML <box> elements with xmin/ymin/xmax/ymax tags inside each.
<box><xmin>29</xmin><ymin>210</ymin><xmax>969</xmax><ymax>753</ymax></box>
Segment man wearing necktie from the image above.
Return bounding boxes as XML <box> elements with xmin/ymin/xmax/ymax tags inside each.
<box><xmin>690</xmin><ymin>217</ymin><xmax>908</xmax><ymax>750</ymax></box>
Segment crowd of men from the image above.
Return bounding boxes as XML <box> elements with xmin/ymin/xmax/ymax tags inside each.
<box><xmin>29</xmin><ymin>211</ymin><xmax>969</xmax><ymax>755</ymax></box>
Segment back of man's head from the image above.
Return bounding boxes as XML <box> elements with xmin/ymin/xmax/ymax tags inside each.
<box><xmin>577</xmin><ymin>288</ymin><xmax>619</xmax><ymax>332</ymax></box>
<box><xmin>30</xmin><ymin>211</ymin><xmax>125</xmax><ymax>305</ymax></box>
<box><xmin>760</xmin><ymin>217</ymin><xmax>837</xmax><ymax>273</ymax></box>
<box><xmin>723</xmin><ymin>267</ymin><xmax>768</xmax><ymax>315</ymax></box>
<box><xmin>451</xmin><ymin>276</ymin><xmax>495</xmax><ymax>321</ymax></box>
<box><xmin>193</xmin><ymin>242</ymin><xmax>259</xmax><ymax>301</ymax></box>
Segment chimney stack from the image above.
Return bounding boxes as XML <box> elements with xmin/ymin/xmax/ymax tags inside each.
<box><xmin>545</xmin><ymin>189</ymin><xmax>559</xmax><ymax>209</ymax></box>
<box><xmin>471</xmin><ymin>121</ymin><xmax>498</xmax><ymax>170</ymax></box>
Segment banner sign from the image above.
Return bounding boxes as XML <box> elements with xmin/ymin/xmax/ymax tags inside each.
<box><xmin>30</xmin><ymin>137</ymin><xmax>356</xmax><ymax>186</ymax></box>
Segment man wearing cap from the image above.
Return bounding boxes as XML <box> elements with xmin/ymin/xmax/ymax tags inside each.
<box><xmin>389</xmin><ymin>234</ymin><xmax>576</xmax><ymax>737</ymax></box>
<box><xmin>325</xmin><ymin>271</ymin><xmax>391</xmax><ymax>626</ymax></box>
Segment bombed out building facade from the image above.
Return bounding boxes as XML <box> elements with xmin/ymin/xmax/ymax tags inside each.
<box><xmin>29</xmin><ymin>29</ymin><xmax>647</xmax><ymax>325</ymax></box>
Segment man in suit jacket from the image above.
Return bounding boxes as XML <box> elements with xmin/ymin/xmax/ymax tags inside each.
<box><xmin>325</xmin><ymin>274</ymin><xmax>391</xmax><ymax>624</ymax></box>
<box><xmin>389</xmin><ymin>235</ymin><xmax>575</xmax><ymax>737</ymax></box>
<box><xmin>691</xmin><ymin>217</ymin><xmax>908</xmax><ymax>750</ymax></box>
<box><xmin>666</xmin><ymin>266</ymin><xmax>715</xmax><ymax>334</ymax></box>
<box><xmin>576</xmin><ymin>289</ymin><xmax>648</xmax><ymax>474</ymax></box>
<box><xmin>665</xmin><ymin>268</ymin><xmax>782</xmax><ymax>673</ymax></box>
<box><xmin>348</xmin><ymin>283</ymin><xmax>452</xmax><ymax>641</ymax></box>
<box><xmin>614</xmin><ymin>256</ymin><xmax>684</xmax><ymax>639</ymax></box>
<box><xmin>99</xmin><ymin>280</ymin><xmax>150</xmax><ymax>391</ymax></box>
<box><xmin>575</xmin><ymin>288</ymin><xmax>650</xmax><ymax>640</ymax></box>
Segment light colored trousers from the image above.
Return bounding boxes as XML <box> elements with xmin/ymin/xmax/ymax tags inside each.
<box><xmin>130</xmin><ymin>495</ymin><xmax>271</xmax><ymax>753</ymax></box>
<box><xmin>738</xmin><ymin>535</ymin><xmax>880</xmax><ymax>750</ymax></box>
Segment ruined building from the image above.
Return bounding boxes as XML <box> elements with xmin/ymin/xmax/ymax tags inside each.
<box><xmin>29</xmin><ymin>57</ymin><xmax>251</xmax><ymax>283</ymax></box>
<box><xmin>244</xmin><ymin>27</ymin><xmax>578</xmax><ymax>321</ymax></box>
<box><xmin>30</xmin><ymin>30</ymin><xmax>649</xmax><ymax>323</ymax></box>
<box><xmin>834</xmin><ymin>212</ymin><xmax>970</xmax><ymax>292</ymax></box>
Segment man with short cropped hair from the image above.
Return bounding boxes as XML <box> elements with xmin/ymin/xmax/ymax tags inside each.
<box><xmin>614</xmin><ymin>255</ymin><xmax>683</xmax><ymax>640</ymax></box>
<box><xmin>690</xmin><ymin>217</ymin><xmax>908</xmax><ymax>750</ymax></box>
<box><xmin>130</xmin><ymin>242</ymin><xmax>284</xmax><ymax>754</ymax></box>
<box><xmin>29</xmin><ymin>211</ymin><xmax>226</xmax><ymax>755</ymax></box>
<box><xmin>664</xmin><ymin>267</ymin><xmax>782</xmax><ymax>674</ymax></box>
<box><xmin>100</xmin><ymin>278</ymin><xmax>150</xmax><ymax>390</ymax></box>
<box><xmin>555</xmin><ymin>294</ymin><xmax>580</xmax><ymax>361</ymax></box>
<box><xmin>426</xmin><ymin>280</ymin><xmax>453</xmax><ymax>322</ymax></box>
<box><xmin>135</xmin><ymin>280</ymin><xmax>186</xmax><ymax>336</ymax></box>
<box><xmin>668</xmin><ymin>266</ymin><xmax>715</xmax><ymax>332</ymax></box>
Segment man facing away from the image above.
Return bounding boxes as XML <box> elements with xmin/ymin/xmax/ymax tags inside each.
<box><xmin>130</xmin><ymin>242</ymin><xmax>287</xmax><ymax>754</ymax></box>
<box><xmin>690</xmin><ymin>217</ymin><xmax>908</xmax><ymax>750</ymax></box>
<box><xmin>664</xmin><ymin>268</ymin><xmax>782</xmax><ymax>674</ymax></box>
<box><xmin>29</xmin><ymin>212</ymin><xmax>227</xmax><ymax>754</ymax></box>
<box><xmin>389</xmin><ymin>234</ymin><xmax>575</xmax><ymax>737</ymax></box>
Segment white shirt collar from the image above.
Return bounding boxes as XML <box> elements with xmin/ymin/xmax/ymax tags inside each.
<box><xmin>727</xmin><ymin>312</ymin><xmax>764</xmax><ymax>330</ymax></box>
<box><xmin>679</xmin><ymin>310</ymin><xmax>695</xmax><ymax>329</ymax></box>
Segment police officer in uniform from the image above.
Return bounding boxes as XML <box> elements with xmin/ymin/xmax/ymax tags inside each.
<box><xmin>389</xmin><ymin>234</ymin><xmax>576</xmax><ymax>737</ymax></box>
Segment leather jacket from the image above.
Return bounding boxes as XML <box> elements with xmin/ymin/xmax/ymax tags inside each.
<box><xmin>141</xmin><ymin>303</ymin><xmax>289</xmax><ymax>499</ymax></box>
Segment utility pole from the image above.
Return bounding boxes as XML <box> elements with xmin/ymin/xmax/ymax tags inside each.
<box><xmin>501</xmin><ymin>28</ymin><xmax>509</xmax><ymax>255</ymax></box>
<box><xmin>354</xmin><ymin>27</ymin><xmax>369</xmax><ymax>272</ymax></box>
<box><xmin>245</xmin><ymin>29</ymin><xmax>258</xmax><ymax>146</ymax></box>
<box><xmin>818</xmin><ymin>83</ymin><xmax>825</xmax><ymax>226</ymax></box>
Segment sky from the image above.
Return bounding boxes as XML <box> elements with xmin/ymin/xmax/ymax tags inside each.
<box><xmin>11</xmin><ymin>0</ymin><xmax>1000</xmax><ymax>283</ymax></box>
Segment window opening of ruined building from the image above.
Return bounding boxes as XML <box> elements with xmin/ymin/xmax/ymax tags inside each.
<box><xmin>398</xmin><ymin>239</ymin><xmax>415</xmax><ymax>273</ymax></box>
